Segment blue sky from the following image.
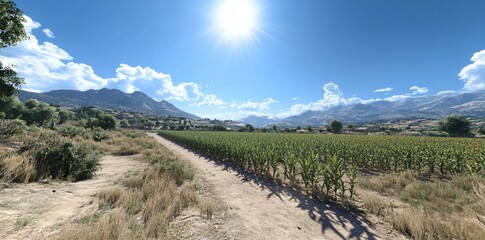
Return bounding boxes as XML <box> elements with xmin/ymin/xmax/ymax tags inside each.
<box><xmin>1</xmin><ymin>0</ymin><xmax>485</xmax><ymax>119</ymax></box>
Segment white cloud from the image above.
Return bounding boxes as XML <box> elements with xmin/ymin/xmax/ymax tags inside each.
<box><xmin>108</xmin><ymin>64</ymin><xmax>203</xmax><ymax>101</ymax></box>
<box><xmin>198</xmin><ymin>109</ymin><xmax>275</xmax><ymax>121</ymax></box>
<box><xmin>437</xmin><ymin>90</ymin><xmax>457</xmax><ymax>95</ymax></box>
<box><xmin>0</xmin><ymin>15</ymin><xmax>203</xmax><ymax>102</ymax></box>
<box><xmin>292</xmin><ymin>97</ymin><xmax>299</xmax><ymax>100</ymax></box>
<box><xmin>22</xmin><ymin>88</ymin><xmax>43</xmax><ymax>93</ymax></box>
<box><xmin>277</xmin><ymin>82</ymin><xmax>362</xmax><ymax>118</ymax></box>
<box><xmin>23</xmin><ymin>15</ymin><xmax>41</xmax><ymax>34</ymax></box>
<box><xmin>192</xmin><ymin>94</ymin><xmax>225</xmax><ymax>107</ymax></box>
<box><xmin>42</xmin><ymin>28</ymin><xmax>55</xmax><ymax>38</ymax></box>
<box><xmin>459</xmin><ymin>49</ymin><xmax>485</xmax><ymax>91</ymax></box>
<box><xmin>384</xmin><ymin>94</ymin><xmax>410</xmax><ymax>102</ymax></box>
<box><xmin>0</xmin><ymin>16</ymin><xmax>106</xmax><ymax>91</ymax></box>
<box><xmin>231</xmin><ymin>98</ymin><xmax>278</xmax><ymax>111</ymax></box>
<box><xmin>410</xmin><ymin>86</ymin><xmax>428</xmax><ymax>95</ymax></box>
<box><xmin>374</xmin><ymin>87</ymin><xmax>393</xmax><ymax>93</ymax></box>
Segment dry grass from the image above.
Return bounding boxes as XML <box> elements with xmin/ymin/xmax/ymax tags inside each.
<box><xmin>199</xmin><ymin>198</ymin><xmax>215</xmax><ymax>220</ymax></box>
<box><xmin>54</xmin><ymin>209</ymin><xmax>134</xmax><ymax>240</ymax></box>
<box><xmin>54</xmin><ymin>131</ymin><xmax>202</xmax><ymax>239</ymax></box>
<box><xmin>359</xmin><ymin>172</ymin><xmax>485</xmax><ymax>239</ymax></box>
<box><xmin>361</xmin><ymin>195</ymin><xmax>389</xmax><ymax>217</ymax></box>
<box><xmin>94</xmin><ymin>130</ymin><xmax>159</xmax><ymax>156</ymax></box>
<box><xmin>0</xmin><ymin>153</ymin><xmax>36</xmax><ymax>183</ymax></box>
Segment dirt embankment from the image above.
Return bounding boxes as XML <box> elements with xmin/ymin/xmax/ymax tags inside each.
<box><xmin>0</xmin><ymin>155</ymin><xmax>145</xmax><ymax>240</ymax></box>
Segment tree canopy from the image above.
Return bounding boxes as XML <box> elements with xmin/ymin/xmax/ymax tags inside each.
<box><xmin>437</xmin><ymin>115</ymin><xmax>471</xmax><ymax>137</ymax></box>
<box><xmin>0</xmin><ymin>0</ymin><xmax>27</xmax><ymax>99</ymax></box>
<box><xmin>330</xmin><ymin>120</ymin><xmax>343</xmax><ymax>133</ymax></box>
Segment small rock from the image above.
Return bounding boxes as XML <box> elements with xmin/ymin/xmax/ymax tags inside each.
<box><xmin>297</xmin><ymin>226</ymin><xmax>302</xmax><ymax>230</ymax></box>
<box><xmin>52</xmin><ymin>189</ymin><xmax>56</xmax><ymax>193</ymax></box>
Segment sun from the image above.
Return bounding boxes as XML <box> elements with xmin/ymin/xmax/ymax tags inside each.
<box><xmin>212</xmin><ymin>0</ymin><xmax>261</xmax><ymax>45</ymax></box>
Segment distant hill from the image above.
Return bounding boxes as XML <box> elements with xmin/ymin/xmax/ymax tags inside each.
<box><xmin>19</xmin><ymin>88</ymin><xmax>200</xmax><ymax>119</ymax></box>
<box><xmin>242</xmin><ymin>91</ymin><xmax>485</xmax><ymax>127</ymax></box>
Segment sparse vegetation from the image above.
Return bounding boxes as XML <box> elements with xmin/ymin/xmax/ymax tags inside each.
<box><xmin>359</xmin><ymin>173</ymin><xmax>485</xmax><ymax>239</ymax></box>
<box><xmin>54</xmin><ymin>132</ymin><xmax>201</xmax><ymax>239</ymax></box>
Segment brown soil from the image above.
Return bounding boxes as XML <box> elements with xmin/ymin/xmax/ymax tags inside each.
<box><xmin>0</xmin><ymin>155</ymin><xmax>145</xmax><ymax>240</ymax></box>
<box><xmin>149</xmin><ymin>133</ymin><xmax>406</xmax><ymax>240</ymax></box>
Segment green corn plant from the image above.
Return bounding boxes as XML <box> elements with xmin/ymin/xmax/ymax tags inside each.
<box><xmin>328</xmin><ymin>156</ymin><xmax>345</xmax><ymax>198</ymax></box>
<box><xmin>283</xmin><ymin>152</ymin><xmax>297</xmax><ymax>185</ymax></box>
<box><xmin>346</xmin><ymin>164</ymin><xmax>358</xmax><ymax>199</ymax></box>
<box><xmin>319</xmin><ymin>164</ymin><xmax>332</xmax><ymax>196</ymax></box>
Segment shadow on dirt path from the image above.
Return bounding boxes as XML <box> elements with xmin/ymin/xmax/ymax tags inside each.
<box><xmin>149</xmin><ymin>133</ymin><xmax>405</xmax><ymax>240</ymax></box>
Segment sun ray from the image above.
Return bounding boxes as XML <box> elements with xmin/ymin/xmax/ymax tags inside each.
<box><xmin>211</xmin><ymin>0</ymin><xmax>263</xmax><ymax>47</ymax></box>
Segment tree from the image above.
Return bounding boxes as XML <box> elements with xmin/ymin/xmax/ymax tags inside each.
<box><xmin>97</xmin><ymin>114</ymin><xmax>116</xmax><ymax>130</ymax></box>
<box><xmin>478</xmin><ymin>126</ymin><xmax>485</xmax><ymax>135</ymax></box>
<box><xmin>34</xmin><ymin>103</ymin><xmax>57</xmax><ymax>126</ymax></box>
<box><xmin>437</xmin><ymin>115</ymin><xmax>471</xmax><ymax>137</ymax></box>
<box><xmin>0</xmin><ymin>0</ymin><xmax>28</xmax><ymax>99</ymax></box>
<box><xmin>330</xmin><ymin>120</ymin><xmax>343</xmax><ymax>133</ymax></box>
<box><xmin>58</xmin><ymin>109</ymin><xmax>75</xmax><ymax>124</ymax></box>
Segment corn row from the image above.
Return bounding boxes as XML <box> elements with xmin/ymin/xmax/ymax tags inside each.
<box><xmin>158</xmin><ymin>131</ymin><xmax>485</xmax><ymax>199</ymax></box>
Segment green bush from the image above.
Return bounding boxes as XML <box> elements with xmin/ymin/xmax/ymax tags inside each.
<box><xmin>33</xmin><ymin>141</ymin><xmax>101</xmax><ymax>181</ymax></box>
<box><xmin>56</xmin><ymin>125</ymin><xmax>90</xmax><ymax>139</ymax></box>
<box><xmin>19</xmin><ymin>133</ymin><xmax>102</xmax><ymax>181</ymax></box>
<box><xmin>91</xmin><ymin>127</ymin><xmax>110</xmax><ymax>142</ymax></box>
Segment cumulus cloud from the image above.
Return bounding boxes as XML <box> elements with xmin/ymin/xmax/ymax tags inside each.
<box><xmin>410</xmin><ymin>86</ymin><xmax>428</xmax><ymax>95</ymax></box>
<box><xmin>231</xmin><ymin>98</ymin><xmax>278</xmax><ymax>111</ymax></box>
<box><xmin>459</xmin><ymin>49</ymin><xmax>485</xmax><ymax>91</ymax></box>
<box><xmin>292</xmin><ymin>97</ymin><xmax>299</xmax><ymax>100</ymax></box>
<box><xmin>192</xmin><ymin>94</ymin><xmax>225</xmax><ymax>107</ymax></box>
<box><xmin>107</xmin><ymin>64</ymin><xmax>203</xmax><ymax>101</ymax></box>
<box><xmin>374</xmin><ymin>87</ymin><xmax>393</xmax><ymax>93</ymax></box>
<box><xmin>277</xmin><ymin>82</ymin><xmax>362</xmax><ymax>118</ymax></box>
<box><xmin>23</xmin><ymin>15</ymin><xmax>41</xmax><ymax>34</ymax></box>
<box><xmin>0</xmin><ymin>16</ymin><xmax>106</xmax><ymax>91</ymax></box>
<box><xmin>0</xmin><ymin>15</ymin><xmax>204</xmax><ymax>102</ymax></box>
<box><xmin>42</xmin><ymin>28</ymin><xmax>54</xmax><ymax>38</ymax></box>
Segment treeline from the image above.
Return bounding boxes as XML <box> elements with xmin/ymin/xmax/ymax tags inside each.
<box><xmin>0</xmin><ymin>96</ymin><xmax>116</xmax><ymax>129</ymax></box>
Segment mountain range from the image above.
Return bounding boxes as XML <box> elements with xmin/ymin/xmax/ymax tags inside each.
<box><xmin>18</xmin><ymin>88</ymin><xmax>200</xmax><ymax>119</ymax></box>
<box><xmin>18</xmin><ymin>89</ymin><xmax>485</xmax><ymax>126</ymax></box>
<box><xmin>241</xmin><ymin>91</ymin><xmax>485</xmax><ymax>127</ymax></box>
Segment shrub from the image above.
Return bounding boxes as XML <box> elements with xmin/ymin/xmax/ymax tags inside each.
<box><xmin>91</xmin><ymin>127</ymin><xmax>109</xmax><ymax>142</ymax></box>
<box><xmin>33</xmin><ymin>141</ymin><xmax>102</xmax><ymax>181</ymax></box>
<box><xmin>18</xmin><ymin>133</ymin><xmax>102</xmax><ymax>182</ymax></box>
<box><xmin>56</xmin><ymin>125</ymin><xmax>90</xmax><ymax>139</ymax></box>
<box><xmin>0</xmin><ymin>119</ymin><xmax>25</xmax><ymax>141</ymax></box>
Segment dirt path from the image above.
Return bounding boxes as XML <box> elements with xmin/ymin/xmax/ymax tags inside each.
<box><xmin>149</xmin><ymin>133</ymin><xmax>405</xmax><ymax>240</ymax></box>
<box><xmin>0</xmin><ymin>155</ymin><xmax>145</xmax><ymax>240</ymax></box>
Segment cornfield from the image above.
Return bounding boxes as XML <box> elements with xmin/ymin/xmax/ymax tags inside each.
<box><xmin>158</xmin><ymin>131</ymin><xmax>485</xmax><ymax>199</ymax></box>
